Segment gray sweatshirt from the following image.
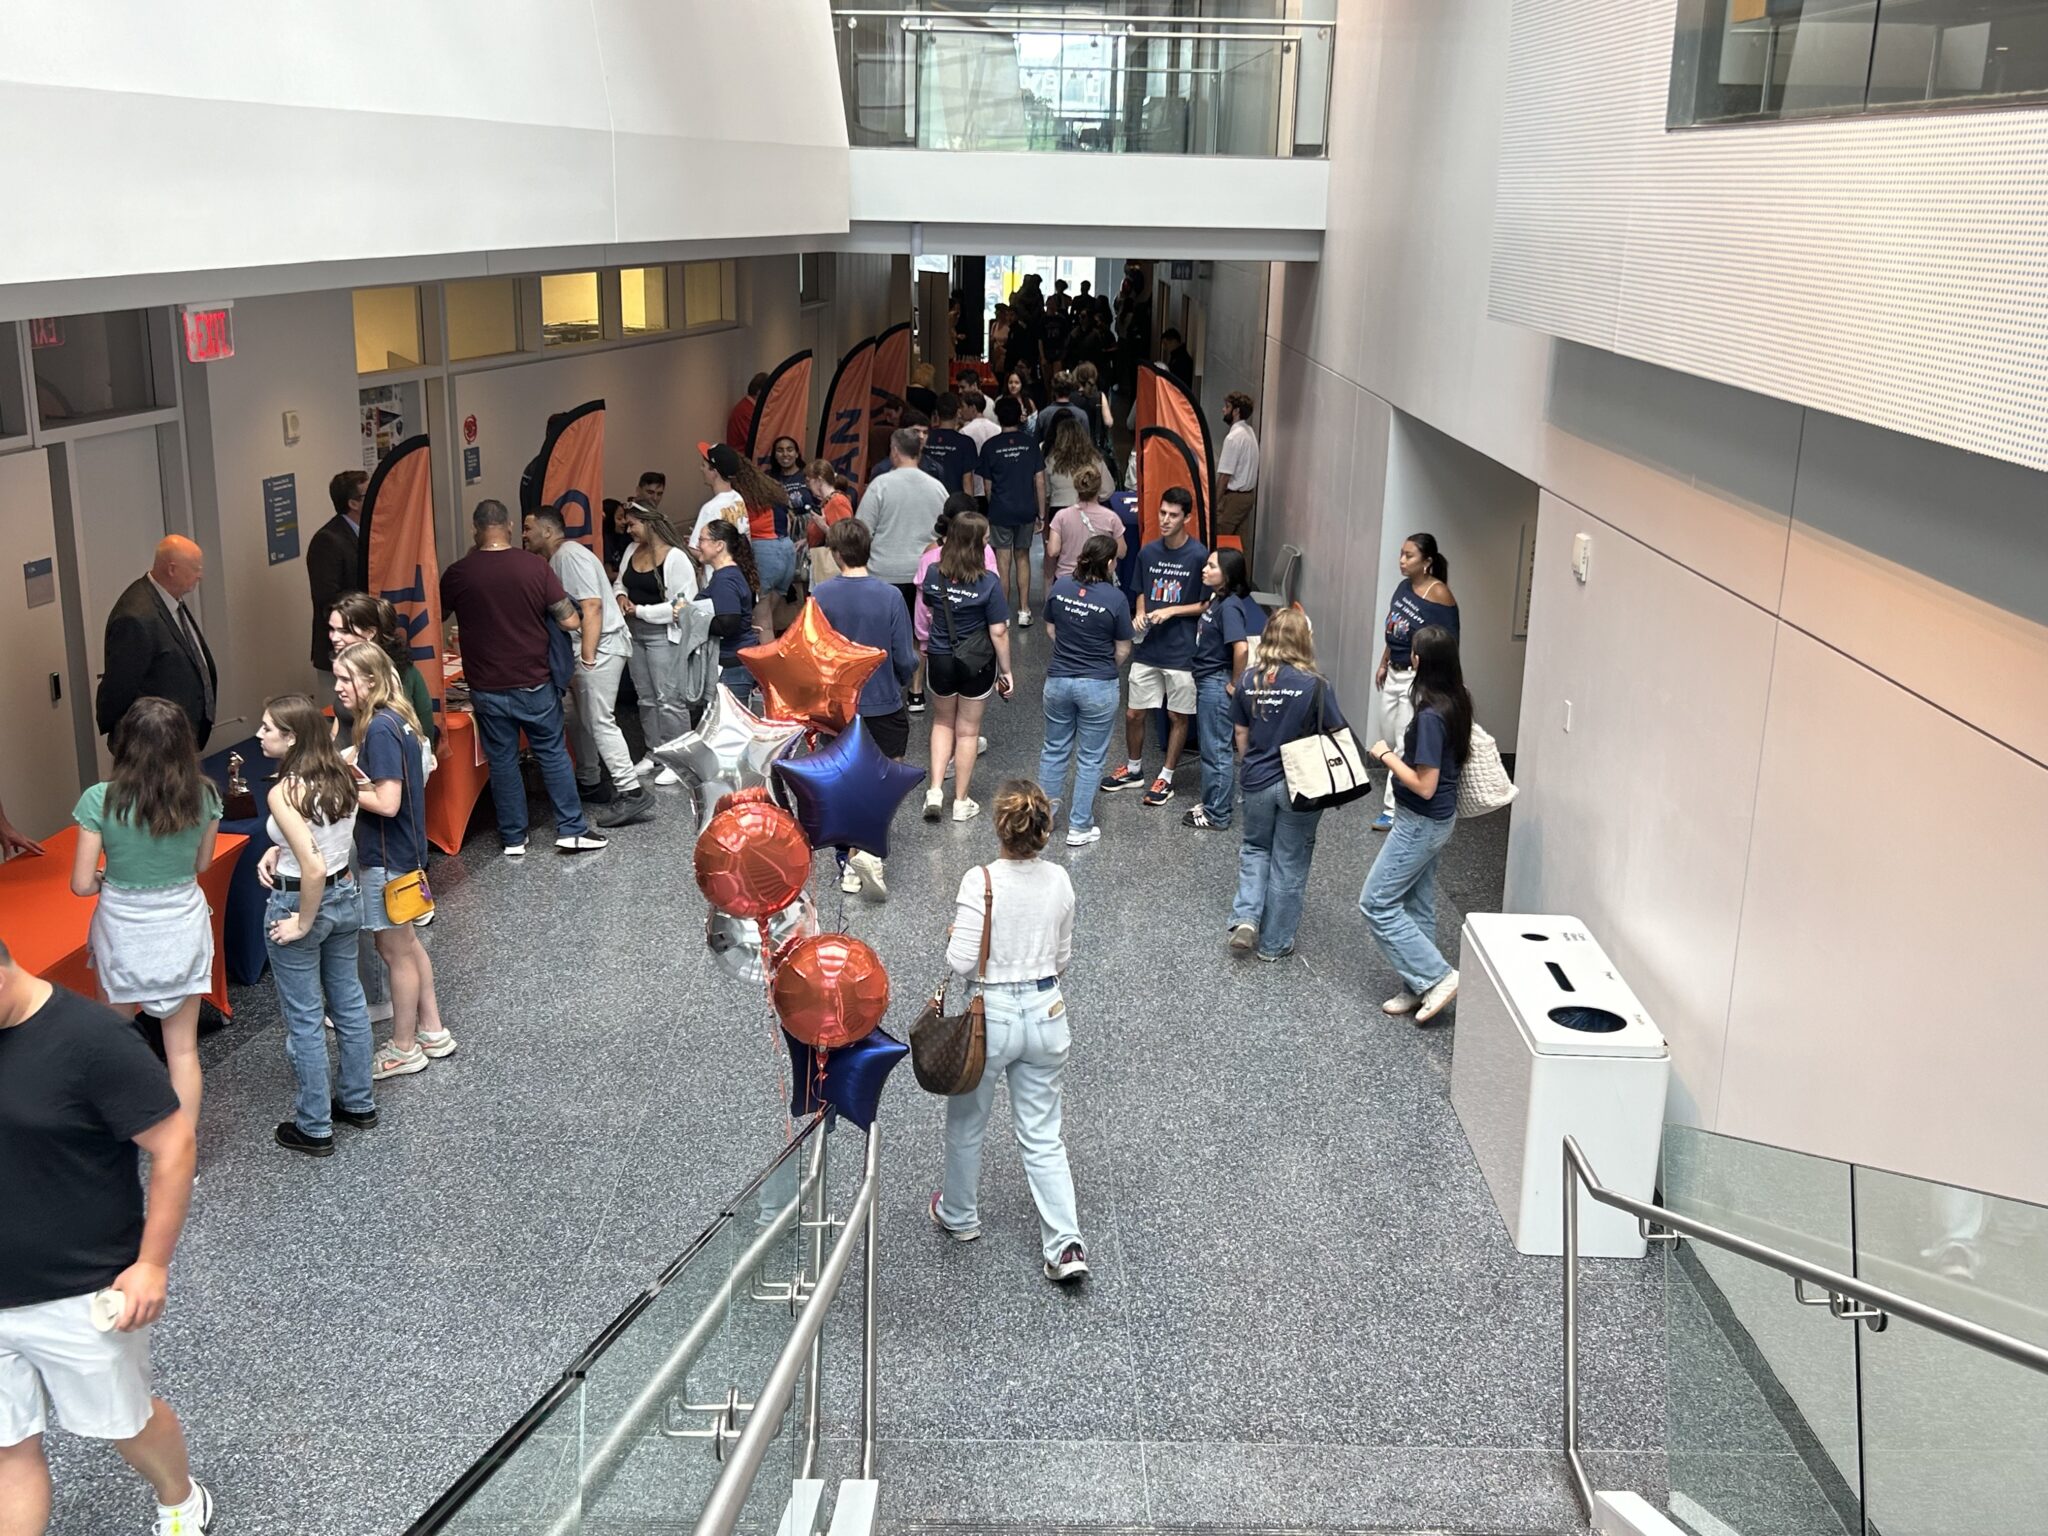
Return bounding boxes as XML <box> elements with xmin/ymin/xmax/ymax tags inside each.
<box><xmin>855</xmin><ymin>466</ymin><xmax>947</xmax><ymax>584</ymax></box>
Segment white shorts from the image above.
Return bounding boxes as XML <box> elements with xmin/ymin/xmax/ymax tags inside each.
<box><xmin>1127</xmin><ymin>662</ymin><xmax>1195</xmax><ymax>715</ymax></box>
<box><xmin>0</xmin><ymin>1292</ymin><xmax>154</xmax><ymax>1444</ymax></box>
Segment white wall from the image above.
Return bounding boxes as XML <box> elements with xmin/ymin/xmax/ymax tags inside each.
<box><xmin>0</xmin><ymin>2</ymin><xmax>851</xmax><ymax>304</ymax></box>
<box><xmin>1491</xmin><ymin>0</ymin><xmax>2048</xmax><ymax>475</ymax></box>
<box><xmin>1262</xmin><ymin>0</ymin><xmax>2048</xmax><ymax>1205</ymax></box>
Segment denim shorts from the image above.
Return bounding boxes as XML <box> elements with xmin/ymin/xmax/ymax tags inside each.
<box><xmin>357</xmin><ymin>866</ymin><xmax>400</xmax><ymax>932</ymax></box>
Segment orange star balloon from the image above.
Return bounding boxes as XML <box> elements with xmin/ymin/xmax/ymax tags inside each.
<box><xmin>740</xmin><ymin>599</ymin><xmax>885</xmax><ymax>735</ymax></box>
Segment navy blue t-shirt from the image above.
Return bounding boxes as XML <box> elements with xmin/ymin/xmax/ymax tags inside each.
<box><xmin>1231</xmin><ymin>665</ymin><xmax>1347</xmax><ymax>794</ymax></box>
<box><xmin>919</xmin><ymin>568</ymin><xmax>1009</xmax><ymax>655</ymax></box>
<box><xmin>976</xmin><ymin>431</ymin><xmax>1044</xmax><ymax>528</ymax></box>
<box><xmin>1045</xmin><ymin>577</ymin><xmax>1133</xmax><ymax>682</ymax></box>
<box><xmin>708</xmin><ymin>564</ymin><xmax>759</xmax><ymax>666</ymax></box>
<box><xmin>773</xmin><ymin>467</ymin><xmax>817</xmax><ymax>520</ymax></box>
<box><xmin>1384</xmin><ymin>580</ymin><xmax>1460</xmax><ymax>670</ymax></box>
<box><xmin>1394</xmin><ymin>705</ymin><xmax>1463</xmax><ymax>820</ymax></box>
<box><xmin>1132</xmin><ymin>537</ymin><xmax>1210</xmax><ymax>671</ymax></box>
<box><xmin>1191</xmin><ymin>593</ymin><xmax>1267</xmax><ymax>680</ymax></box>
<box><xmin>920</xmin><ymin>428</ymin><xmax>979</xmax><ymax>499</ymax></box>
<box><xmin>355</xmin><ymin>708</ymin><xmax>426</xmax><ymax>872</ymax></box>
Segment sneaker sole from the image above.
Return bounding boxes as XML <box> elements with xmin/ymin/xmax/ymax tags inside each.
<box><xmin>1044</xmin><ymin>1262</ymin><xmax>1090</xmax><ymax>1282</ymax></box>
<box><xmin>556</xmin><ymin>841</ymin><xmax>610</xmax><ymax>853</ymax></box>
<box><xmin>372</xmin><ymin>1056</ymin><xmax>429</xmax><ymax>1080</ymax></box>
<box><xmin>923</xmin><ymin>801</ymin><xmax>943</xmax><ymax>822</ymax></box>
<box><xmin>503</xmin><ymin>846</ymin><xmax>528</xmax><ymax>858</ymax></box>
<box><xmin>1099</xmin><ymin>779</ymin><xmax>1141</xmax><ymax>794</ymax></box>
<box><xmin>1143</xmin><ymin>790</ymin><xmax>1175</xmax><ymax>806</ymax></box>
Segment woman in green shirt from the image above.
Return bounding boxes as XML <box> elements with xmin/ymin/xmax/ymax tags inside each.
<box><xmin>71</xmin><ymin>696</ymin><xmax>222</xmax><ymax>1126</ymax></box>
<box><xmin>328</xmin><ymin>591</ymin><xmax>439</xmax><ymax>749</ymax></box>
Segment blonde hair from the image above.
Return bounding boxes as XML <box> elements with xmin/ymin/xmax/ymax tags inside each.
<box><xmin>1253</xmin><ymin>607</ymin><xmax>1315</xmax><ymax>680</ymax></box>
<box><xmin>993</xmin><ymin>779</ymin><xmax>1053</xmax><ymax>859</ymax></box>
<box><xmin>335</xmin><ymin>640</ymin><xmax>425</xmax><ymax>750</ymax></box>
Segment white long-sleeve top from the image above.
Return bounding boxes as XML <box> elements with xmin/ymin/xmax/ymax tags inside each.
<box><xmin>612</xmin><ymin>547</ymin><xmax>705</xmax><ymax>643</ymax></box>
<box><xmin>947</xmin><ymin>858</ymin><xmax>1074</xmax><ymax>982</ymax></box>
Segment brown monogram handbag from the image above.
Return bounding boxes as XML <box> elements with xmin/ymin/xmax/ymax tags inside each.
<box><xmin>909</xmin><ymin>867</ymin><xmax>992</xmax><ymax>1095</ymax></box>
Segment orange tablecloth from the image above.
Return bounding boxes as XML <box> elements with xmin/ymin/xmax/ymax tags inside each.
<box><xmin>0</xmin><ymin>826</ymin><xmax>248</xmax><ymax>1016</ymax></box>
<box><xmin>425</xmin><ymin>711</ymin><xmax>487</xmax><ymax>855</ymax></box>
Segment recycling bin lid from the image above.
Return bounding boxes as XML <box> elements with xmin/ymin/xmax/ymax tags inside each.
<box><xmin>1463</xmin><ymin>913</ymin><xmax>1667</xmax><ymax>1058</ymax></box>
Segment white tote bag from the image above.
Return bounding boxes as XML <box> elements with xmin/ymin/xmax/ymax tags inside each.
<box><xmin>1280</xmin><ymin>680</ymin><xmax>1374</xmax><ymax>812</ymax></box>
<box><xmin>1455</xmin><ymin>722</ymin><xmax>1517</xmax><ymax>818</ymax></box>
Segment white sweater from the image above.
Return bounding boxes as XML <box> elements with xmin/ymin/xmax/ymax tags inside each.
<box><xmin>948</xmin><ymin>858</ymin><xmax>1074</xmax><ymax>982</ymax></box>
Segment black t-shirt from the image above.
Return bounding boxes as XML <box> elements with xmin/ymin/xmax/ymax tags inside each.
<box><xmin>0</xmin><ymin>987</ymin><xmax>180</xmax><ymax>1308</ymax></box>
<box><xmin>976</xmin><ymin>431</ymin><xmax>1045</xmax><ymax>528</ymax></box>
<box><xmin>920</xmin><ymin>428</ymin><xmax>980</xmax><ymax>498</ymax></box>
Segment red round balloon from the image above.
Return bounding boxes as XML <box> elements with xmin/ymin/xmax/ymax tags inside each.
<box><xmin>770</xmin><ymin>934</ymin><xmax>890</xmax><ymax>1051</ymax></box>
<box><xmin>694</xmin><ymin>798</ymin><xmax>812</xmax><ymax>919</ymax></box>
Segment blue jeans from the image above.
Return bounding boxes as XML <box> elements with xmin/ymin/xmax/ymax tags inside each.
<box><xmin>265</xmin><ymin>879</ymin><xmax>374</xmax><ymax>1137</ymax></box>
<box><xmin>718</xmin><ymin>663</ymin><xmax>758</xmax><ymax>709</ymax></box>
<box><xmin>1195</xmin><ymin>673</ymin><xmax>1236</xmax><ymax>825</ymax></box>
<box><xmin>1360</xmin><ymin>803</ymin><xmax>1459</xmax><ymax>993</ymax></box>
<box><xmin>1231</xmin><ymin>779</ymin><xmax>1324</xmax><ymax>957</ymax></box>
<box><xmin>1037</xmin><ymin>675</ymin><xmax>1120</xmax><ymax>834</ymax></box>
<box><xmin>472</xmin><ymin>683</ymin><xmax>589</xmax><ymax>846</ymax></box>
<box><xmin>938</xmin><ymin>979</ymin><xmax>1083</xmax><ymax>1262</ymax></box>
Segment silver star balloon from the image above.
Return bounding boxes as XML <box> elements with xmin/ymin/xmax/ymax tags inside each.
<box><xmin>706</xmin><ymin>893</ymin><xmax>819</xmax><ymax>986</ymax></box>
<box><xmin>657</xmin><ymin>685</ymin><xmax>806</xmax><ymax>830</ymax></box>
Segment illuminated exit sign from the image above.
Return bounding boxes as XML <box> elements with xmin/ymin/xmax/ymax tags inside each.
<box><xmin>181</xmin><ymin>303</ymin><xmax>235</xmax><ymax>363</ymax></box>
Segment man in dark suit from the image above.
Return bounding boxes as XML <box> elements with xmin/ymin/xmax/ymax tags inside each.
<box><xmin>96</xmin><ymin>536</ymin><xmax>217</xmax><ymax>750</ymax></box>
<box><xmin>308</xmin><ymin>469</ymin><xmax>365</xmax><ymax>676</ymax></box>
<box><xmin>1160</xmin><ymin>326</ymin><xmax>1196</xmax><ymax>389</ymax></box>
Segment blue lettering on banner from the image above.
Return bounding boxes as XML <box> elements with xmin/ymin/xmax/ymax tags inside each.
<box><xmin>552</xmin><ymin>488</ymin><xmax>594</xmax><ymax>546</ymax></box>
<box><xmin>826</xmin><ymin>406</ymin><xmax>864</xmax><ymax>478</ymax></box>
<box><xmin>377</xmin><ymin>564</ymin><xmax>439</xmax><ymax>718</ymax></box>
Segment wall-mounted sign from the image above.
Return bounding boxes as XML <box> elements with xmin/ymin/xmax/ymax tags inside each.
<box><xmin>463</xmin><ymin>414</ymin><xmax>478</xmax><ymax>445</ymax></box>
<box><xmin>263</xmin><ymin>473</ymin><xmax>300</xmax><ymax>565</ymax></box>
<box><xmin>463</xmin><ymin>445</ymin><xmax>482</xmax><ymax>485</ymax></box>
<box><xmin>182</xmin><ymin>303</ymin><xmax>235</xmax><ymax>363</ymax></box>
<box><xmin>23</xmin><ymin>557</ymin><xmax>54</xmax><ymax>609</ymax></box>
<box><xmin>28</xmin><ymin>317</ymin><xmax>61</xmax><ymax>349</ymax></box>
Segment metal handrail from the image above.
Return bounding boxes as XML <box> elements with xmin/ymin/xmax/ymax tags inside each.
<box><xmin>695</xmin><ymin>1123</ymin><xmax>883</xmax><ymax>1535</ymax></box>
<box><xmin>1561</xmin><ymin>1135</ymin><xmax>2048</xmax><ymax>1523</ymax></box>
<box><xmin>834</xmin><ymin>8</ymin><xmax>1335</xmax><ymax>29</ymax></box>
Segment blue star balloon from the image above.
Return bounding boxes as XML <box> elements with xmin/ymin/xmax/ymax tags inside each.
<box><xmin>785</xmin><ymin>1025</ymin><xmax>908</xmax><ymax>1131</ymax></box>
<box><xmin>771</xmin><ymin>716</ymin><xmax>926</xmax><ymax>858</ymax></box>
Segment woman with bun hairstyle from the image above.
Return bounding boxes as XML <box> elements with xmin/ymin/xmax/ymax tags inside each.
<box><xmin>254</xmin><ymin>692</ymin><xmax>377</xmax><ymax>1155</ymax></box>
<box><xmin>1371</xmin><ymin>532</ymin><xmax>1458</xmax><ymax>830</ymax></box>
<box><xmin>930</xmin><ymin>779</ymin><xmax>1089</xmax><ymax>1284</ymax></box>
<box><xmin>1361</xmin><ymin>623</ymin><xmax>1472</xmax><ymax>1024</ymax></box>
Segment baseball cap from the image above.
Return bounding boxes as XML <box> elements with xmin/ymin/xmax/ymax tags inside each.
<box><xmin>700</xmin><ymin>442</ymin><xmax>746</xmax><ymax>480</ymax></box>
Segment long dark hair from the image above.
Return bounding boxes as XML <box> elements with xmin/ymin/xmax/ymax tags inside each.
<box><xmin>265</xmin><ymin>693</ymin><xmax>357</xmax><ymax>825</ymax></box>
<box><xmin>106</xmin><ymin>697</ymin><xmax>207</xmax><ymax>837</ymax></box>
<box><xmin>938</xmin><ymin>510</ymin><xmax>991</xmax><ymax>584</ymax></box>
<box><xmin>1073</xmin><ymin>533</ymin><xmax>1118</xmax><ymax>586</ymax></box>
<box><xmin>703</xmin><ymin>519</ymin><xmax>759</xmax><ymax>596</ymax></box>
<box><xmin>1408</xmin><ymin>531</ymin><xmax>1449</xmax><ymax>584</ymax></box>
<box><xmin>1210</xmin><ymin>547</ymin><xmax>1251</xmax><ymax>600</ymax></box>
<box><xmin>1409</xmin><ymin>624</ymin><xmax>1472</xmax><ymax>767</ymax></box>
<box><xmin>935</xmin><ymin>491</ymin><xmax>978</xmax><ymax>544</ymax></box>
<box><xmin>332</xmin><ymin>590</ymin><xmax>413</xmax><ymax>677</ymax></box>
<box><xmin>726</xmin><ymin>455</ymin><xmax>789</xmax><ymax>512</ymax></box>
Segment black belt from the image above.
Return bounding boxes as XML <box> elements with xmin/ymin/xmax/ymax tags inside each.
<box><xmin>275</xmin><ymin>870</ymin><xmax>349</xmax><ymax>892</ymax></box>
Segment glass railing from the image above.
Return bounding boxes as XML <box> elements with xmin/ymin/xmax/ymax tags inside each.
<box><xmin>831</xmin><ymin>2</ymin><xmax>1336</xmax><ymax>157</ymax></box>
<box><xmin>408</xmin><ymin>1113</ymin><xmax>881</xmax><ymax>1535</ymax></box>
<box><xmin>1566</xmin><ymin>1126</ymin><xmax>2048</xmax><ymax>1536</ymax></box>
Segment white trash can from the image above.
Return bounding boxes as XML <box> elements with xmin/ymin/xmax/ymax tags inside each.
<box><xmin>1449</xmin><ymin>913</ymin><xmax>1668</xmax><ymax>1259</ymax></box>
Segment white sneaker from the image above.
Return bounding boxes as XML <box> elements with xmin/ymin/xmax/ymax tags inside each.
<box><xmin>1065</xmin><ymin>826</ymin><xmax>1101</xmax><ymax>847</ymax></box>
<box><xmin>848</xmin><ymin>850</ymin><xmax>888</xmax><ymax>899</ymax></box>
<box><xmin>1416</xmin><ymin>970</ymin><xmax>1460</xmax><ymax>1023</ymax></box>
<box><xmin>1017</xmin><ymin>607</ymin><xmax>1033</xmax><ymax>627</ymax></box>
<box><xmin>654</xmin><ymin>765</ymin><xmax>681</xmax><ymax>787</ymax></box>
<box><xmin>923</xmin><ymin>788</ymin><xmax>944</xmax><ymax>822</ymax></box>
<box><xmin>1382</xmin><ymin>990</ymin><xmax>1422</xmax><ymax>1017</ymax></box>
<box><xmin>839</xmin><ymin>863</ymin><xmax>862</xmax><ymax>895</ymax></box>
<box><xmin>952</xmin><ymin>796</ymin><xmax>980</xmax><ymax>823</ymax></box>
<box><xmin>632</xmin><ymin>755</ymin><xmax>656</xmax><ymax>777</ymax></box>
<box><xmin>155</xmin><ymin>1479</ymin><xmax>214</xmax><ymax>1536</ymax></box>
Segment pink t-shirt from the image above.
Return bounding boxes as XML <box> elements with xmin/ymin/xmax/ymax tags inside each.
<box><xmin>914</xmin><ymin>544</ymin><xmax>1000</xmax><ymax>647</ymax></box>
<box><xmin>1046</xmin><ymin>501</ymin><xmax>1125</xmax><ymax>580</ymax></box>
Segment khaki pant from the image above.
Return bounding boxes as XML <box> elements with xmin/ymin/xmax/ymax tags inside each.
<box><xmin>1215</xmin><ymin>487</ymin><xmax>1257</xmax><ymax>575</ymax></box>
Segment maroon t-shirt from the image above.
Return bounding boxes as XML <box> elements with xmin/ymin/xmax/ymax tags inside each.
<box><xmin>439</xmin><ymin>548</ymin><xmax>567</xmax><ymax>692</ymax></box>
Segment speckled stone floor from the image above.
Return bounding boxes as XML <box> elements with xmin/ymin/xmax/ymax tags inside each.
<box><xmin>40</xmin><ymin>598</ymin><xmax>1668</xmax><ymax>1536</ymax></box>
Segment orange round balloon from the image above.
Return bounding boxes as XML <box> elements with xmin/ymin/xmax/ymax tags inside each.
<box><xmin>769</xmin><ymin>934</ymin><xmax>890</xmax><ymax>1051</ymax></box>
<box><xmin>740</xmin><ymin>598</ymin><xmax>886</xmax><ymax>736</ymax></box>
<box><xmin>694</xmin><ymin>797</ymin><xmax>812</xmax><ymax>919</ymax></box>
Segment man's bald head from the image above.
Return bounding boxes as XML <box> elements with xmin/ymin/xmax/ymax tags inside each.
<box><xmin>152</xmin><ymin>536</ymin><xmax>205</xmax><ymax>598</ymax></box>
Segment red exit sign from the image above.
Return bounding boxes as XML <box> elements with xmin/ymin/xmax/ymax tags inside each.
<box><xmin>182</xmin><ymin>304</ymin><xmax>235</xmax><ymax>363</ymax></box>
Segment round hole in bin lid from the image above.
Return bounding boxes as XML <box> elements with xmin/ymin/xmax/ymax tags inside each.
<box><xmin>1549</xmin><ymin>1005</ymin><xmax>1626</xmax><ymax>1034</ymax></box>
<box><xmin>1521</xmin><ymin>932</ymin><xmax>1551</xmax><ymax>941</ymax></box>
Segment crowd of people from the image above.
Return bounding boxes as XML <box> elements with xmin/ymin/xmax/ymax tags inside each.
<box><xmin>0</xmin><ymin>293</ymin><xmax>1485</xmax><ymax>1533</ymax></box>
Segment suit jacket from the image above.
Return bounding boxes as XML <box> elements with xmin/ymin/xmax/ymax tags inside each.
<box><xmin>306</xmin><ymin>513</ymin><xmax>361</xmax><ymax>668</ymax></box>
<box><xmin>96</xmin><ymin>576</ymin><xmax>216</xmax><ymax>750</ymax></box>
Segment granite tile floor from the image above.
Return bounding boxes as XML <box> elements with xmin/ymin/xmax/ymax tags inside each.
<box><xmin>39</xmin><ymin>606</ymin><xmax>1670</xmax><ymax>1535</ymax></box>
